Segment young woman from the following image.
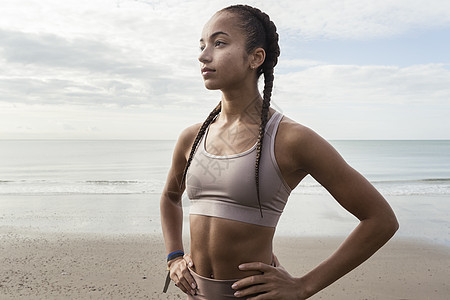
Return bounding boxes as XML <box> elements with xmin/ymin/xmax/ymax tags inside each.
<box><xmin>160</xmin><ymin>4</ymin><xmax>398</xmax><ymax>299</ymax></box>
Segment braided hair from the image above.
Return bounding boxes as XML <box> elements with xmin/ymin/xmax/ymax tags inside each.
<box><xmin>180</xmin><ymin>5</ymin><xmax>280</xmax><ymax>216</ymax></box>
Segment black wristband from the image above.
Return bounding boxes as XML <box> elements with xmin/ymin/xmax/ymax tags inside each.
<box><xmin>167</xmin><ymin>251</ymin><xmax>184</xmax><ymax>262</ymax></box>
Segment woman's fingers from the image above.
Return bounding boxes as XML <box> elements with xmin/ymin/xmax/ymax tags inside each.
<box><xmin>174</xmin><ymin>270</ymin><xmax>196</xmax><ymax>295</ymax></box>
<box><xmin>233</xmin><ymin>280</ymin><xmax>268</xmax><ymax>298</ymax></box>
<box><xmin>184</xmin><ymin>253</ymin><xmax>195</xmax><ymax>268</ymax></box>
<box><xmin>272</xmin><ymin>253</ymin><xmax>280</xmax><ymax>267</ymax></box>
<box><xmin>232</xmin><ymin>273</ymin><xmax>266</xmax><ymax>295</ymax></box>
<box><xmin>238</xmin><ymin>262</ymin><xmax>272</xmax><ymax>273</ymax></box>
<box><xmin>234</xmin><ymin>260</ymin><xmax>304</xmax><ymax>300</ymax></box>
<box><xmin>170</xmin><ymin>270</ymin><xmax>191</xmax><ymax>295</ymax></box>
<box><xmin>183</xmin><ymin>254</ymin><xmax>197</xmax><ymax>290</ymax></box>
<box><xmin>180</xmin><ymin>265</ymin><xmax>197</xmax><ymax>292</ymax></box>
<box><xmin>169</xmin><ymin>257</ymin><xmax>197</xmax><ymax>295</ymax></box>
<box><xmin>233</xmin><ymin>263</ymin><xmax>272</xmax><ymax>291</ymax></box>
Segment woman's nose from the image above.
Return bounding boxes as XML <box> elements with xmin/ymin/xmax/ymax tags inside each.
<box><xmin>198</xmin><ymin>47</ymin><xmax>211</xmax><ymax>64</ymax></box>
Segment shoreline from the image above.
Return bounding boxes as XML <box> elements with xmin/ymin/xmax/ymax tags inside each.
<box><xmin>1</xmin><ymin>193</ymin><xmax>449</xmax><ymax>247</ymax></box>
<box><xmin>1</xmin><ymin>229</ymin><xmax>449</xmax><ymax>299</ymax></box>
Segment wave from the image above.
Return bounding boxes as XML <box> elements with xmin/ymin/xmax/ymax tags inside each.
<box><xmin>293</xmin><ymin>177</ymin><xmax>450</xmax><ymax>196</ymax></box>
<box><xmin>419</xmin><ymin>178</ymin><xmax>450</xmax><ymax>182</ymax></box>
<box><xmin>298</xmin><ymin>178</ymin><xmax>450</xmax><ymax>186</ymax></box>
<box><xmin>371</xmin><ymin>178</ymin><xmax>450</xmax><ymax>184</ymax></box>
<box><xmin>0</xmin><ymin>179</ymin><xmax>163</xmax><ymax>195</ymax></box>
<box><xmin>1</xmin><ymin>178</ymin><xmax>450</xmax><ymax>196</ymax></box>
<box><xmin>85</xmin><ymin>180</ymin><xmax>141</xmax><ymax>185</ymax></box>
<box><xmin>0</xmin><ymin>179</ymin><xmax>147</xmax><ymax>185</ymax></box>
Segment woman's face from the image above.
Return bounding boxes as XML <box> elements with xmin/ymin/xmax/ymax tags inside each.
<box><xmin>198</xmin><ymin>12</ymin><xmax>254</xmax><ymax>91</ymax></box>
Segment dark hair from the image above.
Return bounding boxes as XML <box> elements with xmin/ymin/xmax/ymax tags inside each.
<box><xmin>181</xmin><ymin>5</ymin><xmax>280</xmax><ymax>216</ymax></box>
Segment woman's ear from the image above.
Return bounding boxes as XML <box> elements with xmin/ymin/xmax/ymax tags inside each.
<box><xmin>249</xmin><ymin>47</ymin><xmax>266</xmax><ymax>70</ymax></box>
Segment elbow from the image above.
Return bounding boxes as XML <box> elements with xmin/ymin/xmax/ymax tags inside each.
<box><xmin>380</xmin><ymin>212</ymin><xmax>399</xmax><ymax>240</ymax></box>
<box><xmin>363</xmin><ymin>208</ymin><xmax>399</xmax><ymax>242</ymax></box>
<box><xmin>391</xmin><ymin>215</ymin><xmax>400</xmax><ymax>235</ymax></box>
<box><xmin>388</xmin><ymin>205</ymin><xmax>399</xmax><ymax>234</ymax></box>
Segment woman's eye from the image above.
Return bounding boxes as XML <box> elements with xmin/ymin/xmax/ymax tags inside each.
<box><xmin>199</xmin><ymin>41</ymin><xmax>225</xmax><ymax>51</ymax></box>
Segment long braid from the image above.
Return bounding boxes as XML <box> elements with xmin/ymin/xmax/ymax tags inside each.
<box><xmin>255</xmin><ymin>68</ymin><xmax>274</xmax><ymax>216</ymax></box>
<box><xmin>180</xmin><ymin>101</ymin><xmax>221</xmax><ymax>189</ymax></box>
<box><xmin>222</xmin><ymin>5</ymin><xmax>280</xmax><ymax>216</ymax></box>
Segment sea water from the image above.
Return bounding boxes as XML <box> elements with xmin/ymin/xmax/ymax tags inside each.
<box><xmin>0</xmin><ymin>140</ymin><xmax>449</xmax><ymax>244</ymax></box>
<box><xmin>0</xmin><ymin>140</ymin><xmax>174</xmax><ymax>195</ymax></box>
<box><xmin>1</xmin><ymin>140</ymin><xmax>449</xmax><ymax>196</ymax></box>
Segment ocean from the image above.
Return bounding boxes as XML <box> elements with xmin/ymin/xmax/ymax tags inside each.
<box><xmin>1</xmin><ymin>140</ymin><xmax>449</xmax><ymax>196</ymax></box>
<box><xmin>0</xmin><ymin>140</ymin><xmax>449</xmax><ymax>245</ymax></box>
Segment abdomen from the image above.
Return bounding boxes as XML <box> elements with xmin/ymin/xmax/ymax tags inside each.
<box><xmin>189</xmin><ymin>215</ymin><xmax>275</xmax><ymax>279</ymax></box>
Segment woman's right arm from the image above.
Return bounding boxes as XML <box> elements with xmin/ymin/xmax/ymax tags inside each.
<box><xmin>160</xmin><ymin>124</ymin><xmax>200</xmax><ymax>295</ymax></box>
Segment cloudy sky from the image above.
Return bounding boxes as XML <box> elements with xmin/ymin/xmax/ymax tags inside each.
<box><xmin>1</xmin><ymin>0</ymin><xmax>449</xmax><ymax>140</ymax></box>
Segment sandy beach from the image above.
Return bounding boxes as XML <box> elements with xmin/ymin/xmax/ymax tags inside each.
<box><xmin>1</xmin><ymin>193</ymin><xmax>449</xmax><ymax>299</ymax></box>
<box><xmin>1</xmin><ymin>228</ymin><xmax>449</xmax><ymax>299</ymax></box>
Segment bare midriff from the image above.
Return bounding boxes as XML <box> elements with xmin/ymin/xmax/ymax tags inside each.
<box><xmin>189</xmin><ymin>214</ymin><xmax>275</xmax><ymax>280</ymax></box>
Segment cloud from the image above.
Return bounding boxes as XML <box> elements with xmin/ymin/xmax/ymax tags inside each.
<box><xmin>0</xmin><ymin>0</ymin><xmax>211</xmax><ymax>108</ymax></box>
<box><xmin>0</xmin><ymin>30</ymin><xmax>116</xmax><ymax>70</ymax></box>
<box><xmin>275</xmin><ymin>62</ymin><xmax>450</xmax><ymax>106</ymax></box>
<box><xmin>134</xmin><ymin>0</ymin><xmax>450</xmax><ymax>40</ymax></box>
<box><xmin>0</xmin><ymin>27</ymin><xmax>202</xmax><ymax>106</ymax></box>
<box><xmin>1</xmin><ymin>0</ymin><xmax>450</xmax><ymax>139</ymax></box>
<box><xmin>259</xmin><ymin>0</ymin><xmax>450</xmax><ymax>40</ymax></box>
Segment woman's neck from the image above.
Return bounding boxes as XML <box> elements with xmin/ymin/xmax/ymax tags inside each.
<box><xmin>219</xmin><ymin>88</ymin><xmax>263</xmax><ymax>124</ymax></box>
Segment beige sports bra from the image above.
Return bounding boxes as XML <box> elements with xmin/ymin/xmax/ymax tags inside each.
<box><xmin>186</xmin><ymin>111</ymin><xmax>291</xmax><ymax>227</ymax></box>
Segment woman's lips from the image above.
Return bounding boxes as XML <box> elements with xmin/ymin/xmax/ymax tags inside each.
<box><xmin>201</xmin><ymin>67</ymin><xmax>215</xmax><ymax>76</ymax></box>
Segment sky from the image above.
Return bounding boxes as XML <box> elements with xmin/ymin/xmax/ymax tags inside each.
<box><xmin>0</xmin><ymin>0</ymin><xmax>449</xmax><ymax>140</ymax></box>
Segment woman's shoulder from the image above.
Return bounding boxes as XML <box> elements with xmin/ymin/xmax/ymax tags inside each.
<box><xmin>277</xmin><ymin>114</ymin><xmax>334</xmax><ymax>163</ymax></box>
<box><xmin>169</xmin><ymin>122</ymin><xmax>203</xmax><ymax>165</ymax></box>
<box><xmin>180</xmin><ymin>122</ymin><xmax>202</xmax><ymax>140</ymax></box>
<box><xmin>175</xmin><ymin>122</ymin><xmax>203</xmax><ymax>152</ymax></box>
<box><xmin>277</xmin><ymin>114</ymin><xmax>319</xmax><ymax>146</ymax></box>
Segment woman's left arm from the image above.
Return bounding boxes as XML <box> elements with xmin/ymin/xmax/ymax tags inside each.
<box><xmin>233</xmin><ymin>124</ymin><xmax>399</xmax><ymax>299</ymax></box>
